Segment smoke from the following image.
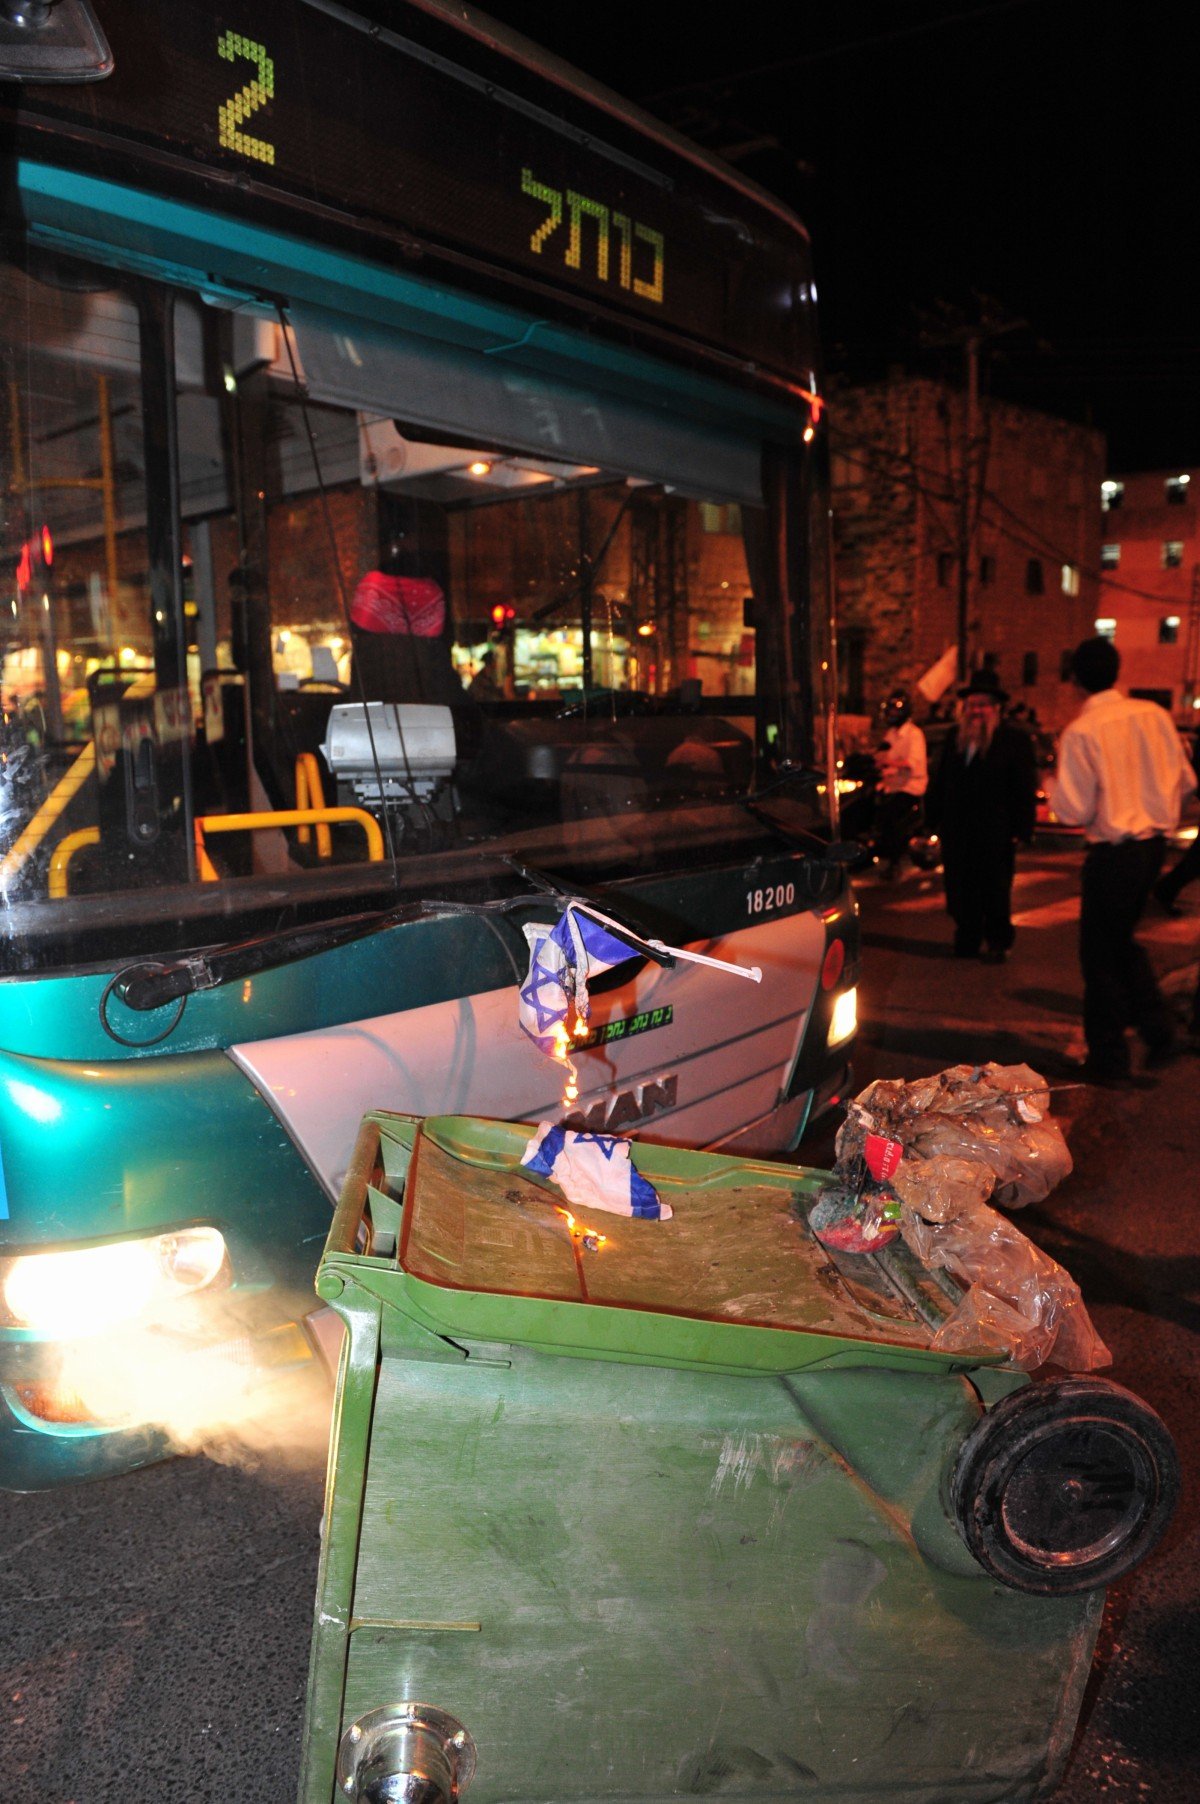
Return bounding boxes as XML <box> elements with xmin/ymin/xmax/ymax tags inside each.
<box><xmin>51</xmin><ymin>1291</ymin><xmax>339</xmax><ymax>1472</ymax></box>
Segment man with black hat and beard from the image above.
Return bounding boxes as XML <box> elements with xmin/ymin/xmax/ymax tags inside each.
<box><xmin>925</xmin><ymin>669</ymin><xmax>1038</xmax><ymax>963</ymax></box>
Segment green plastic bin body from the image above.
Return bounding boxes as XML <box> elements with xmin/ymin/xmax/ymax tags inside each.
<box><xmin>299</xmin><ymin>1115</ymin><xmax>1101</xmax><ymax>1804</ymax></box>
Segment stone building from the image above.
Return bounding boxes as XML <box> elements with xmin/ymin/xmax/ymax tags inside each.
<box><xmin>1095</xmin><ymin>469</ymin><xmax>1200</xmax><ymax>715</ymax></box>
<box><xmin>829</xmin><ymin>375</ymin><xmax>1105</xmax><ymax>731</ymax></box>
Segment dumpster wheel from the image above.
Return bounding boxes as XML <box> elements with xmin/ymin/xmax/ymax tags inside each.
<box><xmin>951</xmin><ymin>1376</ymin><xmax>1179</xmax><ymax>1595</ymax></box>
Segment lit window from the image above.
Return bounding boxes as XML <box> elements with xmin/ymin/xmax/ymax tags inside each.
<box><xmin>1061</xmin><ymin>564</ymin><xmax>1080</xmax><ymax>596</ymax></box>
<box><xmin>1163</xmin><ymin>541</ymin><xmax>1184</xmax><ymax>568</ymax></box>
<box><xmin>1094</xmin><ymin>617</ymin><xmax>1117</xmax><ymax>640</ymax></box>
<box><xmin>1025</xmin><ymin>558</ymin><xmax>1044</xmax><ymax>594</ymax></box>
<box><xmin>1165</xmin><ymin>475</ymin><xmax>1191</xmax><ymax>505</ymax></box>
<box><xmin>1101</xmin><ymin>480</ymin><xmax>1124</xmax><ymax>511</ymax></box>
<box><xmin>1160</xmin><ymin>615</ymin><xmax>1181</xmax><ymax>645</ymax></box>
<box><xmin>1100</xmin><ymin>543</ymin><xmax>1120</xmax><ymax>569</ymax></box>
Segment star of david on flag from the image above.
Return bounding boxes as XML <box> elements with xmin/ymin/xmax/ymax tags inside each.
<box><xmin>522</xmin><ymin>1121</ymin><xmax>671</xmax><ymax>1219</ymax></box>
<box><xmin>518</xmin><ymin>905</ymin><xmax>640</xmax><ymax>1053</ymax></box>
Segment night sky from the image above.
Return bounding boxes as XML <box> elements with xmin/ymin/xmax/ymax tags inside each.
<box><xmin>481</xmin><ymin>0</ymin><xmax>1198</xmax><ymax>472</ymax></box>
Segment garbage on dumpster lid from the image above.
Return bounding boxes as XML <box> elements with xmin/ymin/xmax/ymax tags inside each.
<box><xmin>838</xmin><ymin>1062</ymin><xmax>1073</xmax><ymax>1210</ymax></box>
<box><xmin>521</xmin><ymin>1122</ymin><xmax>673</xmax><ymax>1220</ymax></box>
<box><xmin>808</xmin><ymin>1181</ymin><xmax>900</xmax><ymax>1252</ymax></box>
<box><xmin>811</xmin><ymin>1061</ymin><xmax>1108</xmax><ymax>1371</ymax></box>
<box><xmin>903</xmin><ymin>1190</ymin><xmax>1110</xmax><ymax>1371</ymax></box>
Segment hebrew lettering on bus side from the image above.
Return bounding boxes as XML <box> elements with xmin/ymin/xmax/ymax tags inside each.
<box><xmin>633</xmin><ymin>223</ymin><xmax>664</xmax><ymax>303</ymax></box>
<box><xmin>612</xmin><ymin>213</ymin><xmax>633</xmax><ymax>289</ymax></box>
<box><xmin>522</xmin><ymin>169</ymin><xmax>563</xmax><ymax>252</ymax></box>
<box><xmin>520</xmin><ymin>170</ymin><xmax>664</xmax><ymax>304</ymax></box>
<box><xmin>566</xmin><ymin>190</ymin><xmax>610</xmax><ymax>281</ymax></box>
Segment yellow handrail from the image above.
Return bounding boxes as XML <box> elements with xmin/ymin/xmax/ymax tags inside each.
<box><xmin>1</xmin><ymin>742</ymin><xmax>97</xmax><ymax>890</ymax></box>
<box><xmin>294</xmin><ymin>752</ymin><xmax>331</xmax><ymax>858</ymax></box>
<box><xmin>47</xmin><ymin>826</ymin><xmax>101</xmax><ymax>900</ymax></box>
<box><xmin>195</xmin><ymin>807</ymin><xmax>384</xmax><ymax>875</ymax></box>
<box><xmin>50</xmin><ymin>807</ymin><xmax>384</xmax><ymax>897</ymax></box>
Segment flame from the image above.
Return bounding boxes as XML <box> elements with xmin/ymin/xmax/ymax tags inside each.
<box><xmin>555</xmin><ymin>1206</ymin><xmax>609</xmax><ymax>1251</ymax></box>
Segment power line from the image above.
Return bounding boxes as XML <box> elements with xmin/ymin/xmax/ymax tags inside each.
<box><xmin>830</xmin><ymin>424</ymin><xmax>1190</xmax><ymax>609</ymax></box>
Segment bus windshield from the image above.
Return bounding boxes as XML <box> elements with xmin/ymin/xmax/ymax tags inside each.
<box><xmin>1</xmin><ymin>251</ymin><xmax>829</xmax><ymax>975</ymax></box>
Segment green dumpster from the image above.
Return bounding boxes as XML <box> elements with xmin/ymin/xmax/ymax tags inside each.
<box><xmin>299</xmin><ymin>1113</ymin><xmax>1176</xmax><ymax>1804</ymax></box>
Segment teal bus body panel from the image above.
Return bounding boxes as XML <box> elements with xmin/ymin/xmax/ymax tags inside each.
<box><xmin>0</xmin><ymin>1046</ymin><xmax>329</xmax><ymax>1257</ymax></box>
<box><xmin>0</xmin><ymin>1048</ymin><xmax>333</xmax><ymax>1488</ymax></box>
<box><xmin>0</xmin><ymin>911</ymin><xmax>519</xmax><ymax>1062</ymax></box>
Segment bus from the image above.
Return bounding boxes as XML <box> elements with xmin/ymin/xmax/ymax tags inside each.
<box><xmin>0</xmin><ymin>0</ymin><xmax>856</xmax><ymax>1489</ymax></box>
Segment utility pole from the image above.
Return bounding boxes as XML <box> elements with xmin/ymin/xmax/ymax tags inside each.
<box><xmin>957</xmin><ymin>331</ymin><xmax>980</xmax><ymax>682</ymax></box>
<box><xmin>918</xmin><ymin>299</ymin><xmax>1029</xmax><ymax>682</ymax></box>
<box><xmin>1184</xmin><ymin>563</ymin><xmax>1200</xmax><ymax>711</ymax></box>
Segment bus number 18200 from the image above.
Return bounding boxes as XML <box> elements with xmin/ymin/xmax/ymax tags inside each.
<box><xmin>746</xmin><ymin>882</ymin><xmax>796</xmax><ymax>916</ymax></box>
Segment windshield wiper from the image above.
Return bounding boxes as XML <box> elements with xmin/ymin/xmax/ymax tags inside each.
<box><xmin>116</xmin><ymin>904</ymin><xmax>411</xmax><ymax>1011</ymax></box>
<box><xmin>113</xmin><ymin>862</ymin><xmax>673</xmax><ymax>1015</ymax></box>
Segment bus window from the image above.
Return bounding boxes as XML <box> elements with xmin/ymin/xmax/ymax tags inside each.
<box><xmin>185</xmin><ymin>302</ymin><xmax>817</xmax><ymax>892</ymax></box>
<box><xmin>2</xmin><ymin>259</ymin><xmax>829</xmax><ymax>978</ymax></box>
<box><xmin>0</xmin><ymin>258</ymin><xmax>192</xmax><ymax>925</ymax></box>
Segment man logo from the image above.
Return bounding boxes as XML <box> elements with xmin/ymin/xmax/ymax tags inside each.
<box><xmin>563</xmin><ymin>1074</ymin><xmax>678</xmax><ymax>1134</ymax></box>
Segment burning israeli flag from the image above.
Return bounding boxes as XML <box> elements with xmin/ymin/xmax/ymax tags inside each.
<box><xmin>518</xmin><ymin>901</ymin><xmax>762</xmax><ymax>1057</ymax></box>
<box><xmin>518</xmin><ymin>906</ymin><xmax>641</xmax><ymax>1055</ymax></box>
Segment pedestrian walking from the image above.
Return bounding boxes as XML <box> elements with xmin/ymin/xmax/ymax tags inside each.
<box><xmin>1048</xmin><ymin>635</ymin><xmax>1197</xmax><ymax>1081</ymax></box>
<box><xmin>874</xmin><ymin>689</ymin><xmax>927</xmax><ymax>877</ymax></box>
<box><xmin>925</xmin><ymin>670</ymin><xmax>1037</xmax><ymax>963</ymax></box>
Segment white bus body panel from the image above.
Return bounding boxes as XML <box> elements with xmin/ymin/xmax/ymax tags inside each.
<box><xmin>229</xmin><ymin>914</ymin><xmax>824</xmax><ymax>1199</ymax></box>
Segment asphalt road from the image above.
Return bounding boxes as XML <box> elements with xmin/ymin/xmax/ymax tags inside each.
<box><xmin>1</xmin><ymin>844</ymin><xmax>1197</xmax><ymax>1803</ymax></box>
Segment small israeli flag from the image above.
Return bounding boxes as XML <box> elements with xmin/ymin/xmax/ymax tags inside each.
<box><xmin>522</xmin><ymin>1122</ymin><xmax>672</xmax><ymax>1220</ymax></box>
<box><xmin>518</xmin><ymin>906</ymin><xmax>639</xmax><ymax>1053</ymax></box>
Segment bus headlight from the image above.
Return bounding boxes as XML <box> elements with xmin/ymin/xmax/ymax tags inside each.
<box><xmin>827</xmin><ymin>986</ymin><xmax>858</xmax><ymax>1048</ymax></box>
<box><xmin>0</xmin><ymin>1228</ymin><xmax>228</xmax><ymax>1337</ymax></box>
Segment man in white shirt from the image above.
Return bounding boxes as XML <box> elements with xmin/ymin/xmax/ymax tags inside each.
<box><xmin>1049</xmin><ymin>636</ymin><xmax>1196</xmax><ymax>1081</ymax></box>
<box><xmin>874</xmin><ymin>690</ymin><xmax>928</xmax><ymax>878</ymax></box>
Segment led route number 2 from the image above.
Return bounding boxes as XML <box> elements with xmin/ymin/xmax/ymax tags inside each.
<box><xmin>217</xmin><ymin>30</ymin><xmax>275</xmax><ymax>167</ymax></box>
<box><xmin>522</xmin><ymin>169</ymin><xmax>665</xmax><ymax>304</ymax></box>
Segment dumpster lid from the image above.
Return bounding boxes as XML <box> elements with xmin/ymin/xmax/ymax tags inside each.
<box><xmin>342</xmin><ymin>1115</ymin><xmax>985</xmax><ymax>1372</ymax></box>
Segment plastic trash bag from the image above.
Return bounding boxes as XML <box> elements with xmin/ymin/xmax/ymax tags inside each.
<box><xmin>816</xmin><ymin>1061</ymin><xmax>1105</xmax><ymax>1371</ymax></box>
<box><xmin>899</xmin><ymin>1192</ymin><xmax>1111</xmax><ymax>1372</ymax></box>
<box><xmin>835</xmin><ymin>1062</ymin><xmax>1072</xmax><ymax>1209</ymax></box>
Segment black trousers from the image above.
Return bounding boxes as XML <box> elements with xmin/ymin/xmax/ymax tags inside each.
<box><xmin>1080</xmin><ymin>836</ymin><xmax>1171</xmax><ymax>1071</ymax></box>
<box><xmin>875</xmin><ymin>792</ymin><xmax>922</xmax><ymax>864</ymax></box>
<box><xmin>942</xmin><ymin>838</ymin><xmax>1016</xmax><ymax>955</ymax></box>
<box><xmin>1157</xmin><ymin>832</ymin><xmax>1200</xmax><ymax>905</ymax></box>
